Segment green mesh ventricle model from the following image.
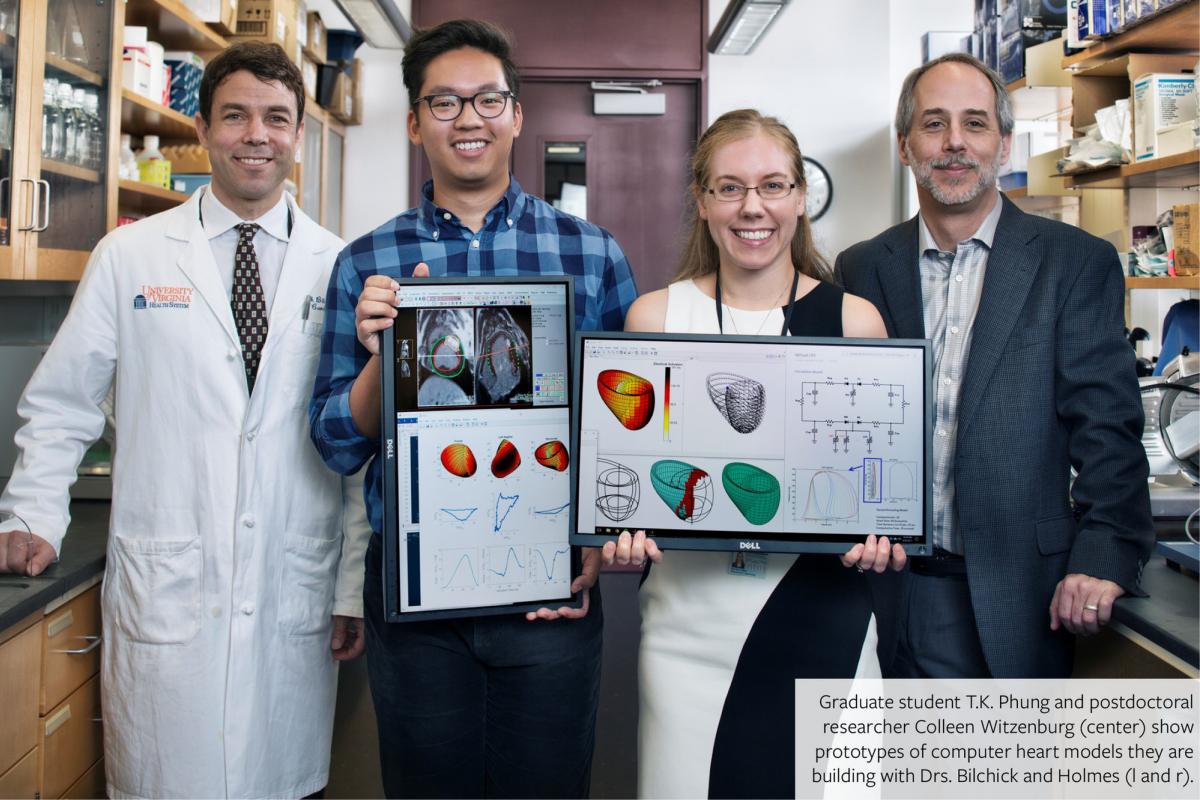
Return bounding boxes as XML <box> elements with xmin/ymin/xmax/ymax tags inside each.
<box><xmin>721</xmin><ymin>463</ymin><xmax>780</xmax><ymax>525</ymax></box>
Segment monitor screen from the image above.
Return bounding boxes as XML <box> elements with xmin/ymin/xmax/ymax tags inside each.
<box><xmin>384</xmin><ymin>278</ymin><xmax>577</xmax><ymax>618</ymax></box>
<box><xmin>571</xmin><ymin>332</ymin><xmax>931</xmax><ymax>554</ymax></box>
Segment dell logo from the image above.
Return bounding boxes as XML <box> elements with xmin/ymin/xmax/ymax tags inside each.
<box><xmin>386</xmin><ymin>438</ymin><xmax>395</xmax><ymax>460</ymax></box>
<box><xmin>739</xmin><ymin>541</ymin><xmax>761</xmax><ymax>551</ymax></box>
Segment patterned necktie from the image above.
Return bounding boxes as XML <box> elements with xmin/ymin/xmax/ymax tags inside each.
<box><xmin>231</xmin><ymin>223</ymin><xmax>268</xmax><ymax>392</ymax></box>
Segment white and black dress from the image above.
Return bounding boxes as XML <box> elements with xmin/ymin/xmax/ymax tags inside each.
<box><xmin>638</xmin><ymin>278</ymin><xmax>881</xmax><ymax>799</ymax></box>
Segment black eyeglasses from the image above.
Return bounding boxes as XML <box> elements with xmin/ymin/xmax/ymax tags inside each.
<box><xmin>412</xmin><ymin>90</ymin><xmax>517</xmax><ymax>121</ymax></box>
<box><xmin>704</xmin><ymin>181</ymin><xmax>798</xmax><ymax>202</ymax></box>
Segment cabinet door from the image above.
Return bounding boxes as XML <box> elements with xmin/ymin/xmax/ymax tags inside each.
<box><xmin>323</xmin><ymin>127</ymin><xmax>342</xmax><ymax>236</ymax></box>
<box><xmin>300</xmin><ymin>111</ymin><xmax>323</xmax><ymax>218</ymax></box>
<box><xmin>0</xmin><ymin>622</ymin><xmax>41</xmax><ymax>778</ymax></box>
<box><xmin>28</xmin><ymin>0</ymin><xmax>117</xmax><ymax>279</ymax></box>
<box><xmin>0</xmin><ymin>0</ymin><xmax>27</xmax><ymax>277</ymax></box>
<box><xmin>39</xmin><ymin>673</ymin><xmax>102</xmax><ymax>800</ymax></box>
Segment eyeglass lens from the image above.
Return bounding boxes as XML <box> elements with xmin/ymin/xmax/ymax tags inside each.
<box><xmin>428</xmin><ymin>92</ymin><xmax>510</xmax><ymax>121</ymax></box>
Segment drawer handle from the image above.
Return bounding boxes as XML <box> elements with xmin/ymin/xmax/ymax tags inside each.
<box><xmin>53</xmin><ymin>635</ymin><xmax>101</xmax><ymax>655</ymax></box>
<box><xmin>45</xmin><ymin>705</ymin><xmax>72</xmax><ymax>736</ymax></box>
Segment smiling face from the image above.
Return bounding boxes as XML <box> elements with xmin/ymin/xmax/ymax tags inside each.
<box><xmin>898</xmin><ymin>61</ymin><xmax>1010</xmax><ymax>210</ymax></box>
<box><xmin>407</xmin><ymin>46</ymin><xmax>523</xmax><ymax>199</ymax></box>
<box><xmin>698</xmin><ymin>132</ymin><xmax>805</xmax><ymax>278</ymax></box>
<box><xmin>194</xmin><ymin>69</ymin><xmax>301</xmax><ymax>219</ymax></box>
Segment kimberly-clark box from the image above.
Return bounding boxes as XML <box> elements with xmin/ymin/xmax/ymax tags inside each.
<box><xmin>1133</xmin><ymin>73</ymin><xmax>1198</xmax><ymax>161</ymax></box>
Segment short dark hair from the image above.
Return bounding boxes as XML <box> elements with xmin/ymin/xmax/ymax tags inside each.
<box><xmin>199</xmin><ymin>41</ymin><xmax>305</xmax><ymax>125</ymax></box>
<box><xmin>402</xmin><ymin>19</ymin><xmax>520</xmax><ymax>102</ymax></box>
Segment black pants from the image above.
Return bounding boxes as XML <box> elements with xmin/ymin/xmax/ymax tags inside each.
<box><xmin>893</xmin><ymin>570</ymin><xmax>992</xmax><ymax>678</ymax></box>
<box><xmin>364</xmin><ymin>536</ymin><xmax>604</xmax><ymax>798</ymax></box>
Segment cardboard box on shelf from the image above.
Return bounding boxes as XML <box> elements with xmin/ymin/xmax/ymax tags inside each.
<box><xmin>294</xmin><ymin>0</ymin><xmax>308</xmax><ymax>47</ymax></box>
<box><xmin>1132</xmin><ymin>72</ymin><xmax>1197</xmax><ymax>161</ymax></box>
<box><xmin>301</xmin><ymin>55</ymin><xmax>318</xmax><ymax>100</ymax></box>
<box><xmin>233</xmin><ymin>0</ymin><xmax>292</xmax><ymax>48</ymax></box>
<box><xmin>304</xmin><ymin>12</ymin><xmax>327</xmax><ymax>63</ymax></box>
<box><xmin>325</xmin><ymin>59</ymin><xmax>362</xmax><ymax>124</ymax></box>
<box><xmin>184</xmin><ymin>0</ymin><xmax>239</xmax><ymax>36</ymax></box>
<box><xmin>1174</xmin><ymin>203</ymin><xmax>1199</xmax><ymax>275</ymax></box>
<box><xmin>329</xmin><ymin>69</ymin><xmax>350</xmax><ymax>122</ymax></box>
<box><xmin>123</xmin><ymin>49</ymin><xmax>152</xmax><ymax>98</ymax></box>
<box><xmin>1153</xmin><ymin>121</ymin><xmax>1198</xmax><ymax>159</ymax></box>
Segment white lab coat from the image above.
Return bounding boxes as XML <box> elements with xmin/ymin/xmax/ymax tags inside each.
<box><xmin>0</xmin><ymin>190</ymin><xmax>370</xmax><ymax>798</ymax></box>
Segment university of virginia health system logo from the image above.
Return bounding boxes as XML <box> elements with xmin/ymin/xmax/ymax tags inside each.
<box><xmin>133</xmin><ymin>285</ymin><xmax>193</xmax><ymax>310</ymax></box>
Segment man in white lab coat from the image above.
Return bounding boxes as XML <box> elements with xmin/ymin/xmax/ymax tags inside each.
<box><xmin>0</xmin><ymin>42</ymin><xmax>369</xmax><ymax>798</ymax></box>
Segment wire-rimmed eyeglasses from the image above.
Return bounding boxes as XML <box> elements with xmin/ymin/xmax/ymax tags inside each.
<box><xmin>412</xmin><ymin>90</ymin><xmax>517</xmax><ymax>121</ymax></box>
<box><xmin>704</xmin><ymin>181</ymin><xmax>798</xmax><ymax>202</ymax></box>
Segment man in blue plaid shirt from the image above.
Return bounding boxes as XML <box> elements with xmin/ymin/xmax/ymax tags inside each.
<box><xmin>309</xmin><ymin>19</ymin><xmax>637</xmax><ymax>799</ymax></box>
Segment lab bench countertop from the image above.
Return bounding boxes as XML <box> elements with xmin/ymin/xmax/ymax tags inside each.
<box><xmin>1114</xmin><ymin>555</ymin><xmax>1200</xmax><ymax>669</ymax></box>
<box><xmin>0</xmin><ymin>501</ymin><xmax>109</xmax><ymax>633</ymax></box>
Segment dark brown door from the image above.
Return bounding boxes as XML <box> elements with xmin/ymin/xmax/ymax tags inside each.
<box><xmin>511</xmin><ymin>80</ymin><xmax>699</xmax><ymax>293</ymax></box>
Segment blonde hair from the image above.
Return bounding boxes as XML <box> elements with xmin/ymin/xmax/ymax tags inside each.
<box><xmin>674</xmin><ymin>109</ymin><xmax>830</xmax><ymax>283</ymax></box>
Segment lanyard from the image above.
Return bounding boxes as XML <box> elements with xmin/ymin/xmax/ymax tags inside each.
<box><xmin>198</xmin><ymin>189</ymin><xmax>295</xmax><ymax>236</ymax></box>
<box><xmin>715</xmin><ymin>268</ymin><xmax>800</xmax><ymax>336</ymax></box>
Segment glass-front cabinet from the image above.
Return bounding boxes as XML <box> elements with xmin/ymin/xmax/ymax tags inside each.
<box><xmin>1</xmin><ymin>0</ymin><xmax>118</xmax><ymax>280</ymax></box>
<box><xmin>296</xmin><ymin>106</ymin><xmax>345</xmax><ymax>236</ymax></box>
<box><xmin>324</xmin><ymin>127</ymin><xmax>343</xmax><ymax>237</ymax></box>
<box><xmin>0</xmin><ymin>0</ymin><xmax>22</xmax><ymax>276</ymax></box>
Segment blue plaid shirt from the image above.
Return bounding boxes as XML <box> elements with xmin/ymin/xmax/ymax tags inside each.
<box><xmin>309</xmin><ymin>178</ymin><xmax>639</xmax><ymax>534</ymax></box>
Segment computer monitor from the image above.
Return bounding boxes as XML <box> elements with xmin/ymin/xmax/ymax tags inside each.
<box><xmin>570</xmin><ymin>331</ymin><xmax>932</xmax><ymax>555</ymax></box>
<box><xmin>381</xmin><ymin>276</ymin><xmax>580</xmax><ymax>620</ymax></box>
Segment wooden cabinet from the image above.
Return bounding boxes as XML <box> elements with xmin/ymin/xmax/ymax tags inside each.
<box><xmin>60</xmin><ymin>757</ymin><xmax>103</xmax><ymax>800</ymax></box>
<box><xmin>0</xmin><ymin>621</ymin><xmax>41</xmax><ymax>780</ymax></box>
<box><xmin>0</xmin><ymin>0</ymin><xmax>350</xmax><ymax>280</ymax></box>
<box><xmin>0</xmin><ymin>0</ymin><xmax>122</xmax><ymax>280</ymax></box>
<box><xmin>39</xmin><ymin>673</ymin><xmax>102</xmax><ymax>800</ymax></box>
<box><xmin>0</xmin><ymin>747</ymin><xmax>39</xmax><ymax>800</ymax></box>
<box><xmin>0</xmin><ymin>581</ymin><xmax>103</xmax><ymax>799</ymax></box>
<box><xmin>40</xmin><ymin>585</ymin><xmax>101</xmax><ymax>716</ymax></box>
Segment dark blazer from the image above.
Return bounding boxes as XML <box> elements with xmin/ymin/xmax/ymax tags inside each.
<box><xmin>835</xmin><ymin>196</ymin><xmax>1154</xmax><ymax>678</ymax></box>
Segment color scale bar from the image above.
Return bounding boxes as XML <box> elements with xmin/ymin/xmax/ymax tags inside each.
<box><xmin>663</xmin><ymin>366</ymin><xmax>671</xmax><ymax>440</ymax></box>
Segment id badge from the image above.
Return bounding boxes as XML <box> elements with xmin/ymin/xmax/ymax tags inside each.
<box><xmin>302</xmin><ymin>294</ymin><xmax>326</xmax><ymax>335</ymax></box>
<box><xmin>728</xmin><ymin>552</ymin><xmax>768</xmax><ymax>579</ymax></box>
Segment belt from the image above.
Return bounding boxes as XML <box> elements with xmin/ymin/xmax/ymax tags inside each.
<box><xmin>910</xmin><ymin>548</ymin><xmax>967</xmax><ymax>578</ymax></box>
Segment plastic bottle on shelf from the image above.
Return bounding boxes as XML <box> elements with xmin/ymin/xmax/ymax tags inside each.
<box><xmin>0</xmin><ymin>67</ymin><xmax>12</xmax><ymax>146</ymax></box>
<box><xmin>54</xmin><ymin>82</ymin><xmax>74</xmax><ymax>162</ymax></box>
<box><xmin>137</xmin><ymin>134</ymin><xmax>171</xmax><ymax>189</ymax></box>
<box><xmin>118</xmin><ymin>134</ymin><xmax>137</xmax><ymax>180</ymax></box>
<box><xmin>85</xmin><ymin>92</ymin><xmax>103</xmax><ymax>169</ymax></box>
<box><xmin>71</xmin><ymin>88</ymin><xmax>89</xmax><ymax>166</ymax></box>
<box><xmin>42</xmin><ymin>78</ymin><xmax>59</xmax><ymax>159</ymax></box>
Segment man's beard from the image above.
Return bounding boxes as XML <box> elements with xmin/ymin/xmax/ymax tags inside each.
<box><xmin>906</xmin><ymin>142</ymin><xmax>1003</xmax><ymax>206</ymax></box>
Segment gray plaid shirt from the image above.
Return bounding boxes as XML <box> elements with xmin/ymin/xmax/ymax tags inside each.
<box><xmin>918</xmin><ymin>194</ymin><xmax>1003</xmax><ymax>554</ymax></box>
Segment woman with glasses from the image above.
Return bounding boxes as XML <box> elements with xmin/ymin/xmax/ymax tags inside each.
<box><xmin>608</xmin><ymin>109</ymin><xmax>905</xmax><ymax>799</ymax></box>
